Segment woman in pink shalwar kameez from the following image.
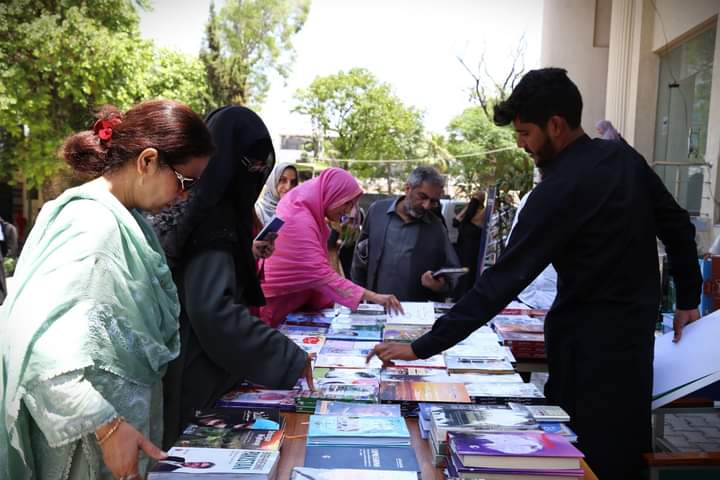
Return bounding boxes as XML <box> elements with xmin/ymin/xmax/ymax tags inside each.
<box><xmin>260</xmin><ymin>167</ymin><xmax>401</xmax><ymax>327</ymax></box>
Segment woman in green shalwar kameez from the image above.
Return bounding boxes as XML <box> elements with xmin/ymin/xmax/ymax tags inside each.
<box><xmin>0</xmin><ymin>100</ymin><xmax>213</xmax><ymax>480</ymax></box>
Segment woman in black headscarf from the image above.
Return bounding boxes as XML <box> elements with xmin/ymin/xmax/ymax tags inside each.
<box><xmin>151</xmin><ymin>106</ymin><xmax>311</xmax><ymax>449</ymax></box>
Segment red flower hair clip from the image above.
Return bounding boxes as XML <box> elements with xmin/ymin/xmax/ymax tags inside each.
<box><xmin>93</xmin><ymin>117</ymin><xmax>122</xmax><ymax>142</ymax></box>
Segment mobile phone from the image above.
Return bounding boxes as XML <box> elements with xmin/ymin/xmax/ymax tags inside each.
<box><xmin>255</xmin><ymin>216</ymin><xmax>284</xmax><ymax>242</ymax></box>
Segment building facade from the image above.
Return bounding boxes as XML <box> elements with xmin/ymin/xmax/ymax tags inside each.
<box><xmin>542</xmin><ymin>0</ymin><xmax>720</xmax><ymax>249</ymax></box>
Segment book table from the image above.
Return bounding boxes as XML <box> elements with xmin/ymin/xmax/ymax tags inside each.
<box><xmin>275</xmin><ymin>412</ymin><xmax>599</xmax><ymax>480</ymax></box>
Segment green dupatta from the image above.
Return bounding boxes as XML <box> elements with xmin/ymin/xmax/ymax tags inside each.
<box><xmin>0</xmin><ymin>180</ymin><xmax>180</xmax><ymax>479</ymax></box>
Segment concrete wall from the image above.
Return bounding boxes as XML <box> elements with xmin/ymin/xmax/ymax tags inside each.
<box><xmin>541</xmin><ymin>0</ymin><xmax>609</xmax><ymax>135</ymax></box>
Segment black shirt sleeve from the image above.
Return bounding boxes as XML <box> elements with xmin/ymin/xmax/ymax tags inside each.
<box><xmin>412</xmin><ymin>179</ymin><xmax>580</xmax><ymax>358</ymax></box>
<box><xmin>182</xmin><ymin>249</ymin><xmax>307</xmax><ymax>388</ymax></box>
<box><xmin>644</xmin><ymin>161</ymin><xmax>702</xmax><ymax>309</ymax></box>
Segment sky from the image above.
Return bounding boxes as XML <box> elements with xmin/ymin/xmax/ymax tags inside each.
<box><xmin>139</xmin><ymin>0</ymin><xmax>543</xmax><ymax>136</ymax></box>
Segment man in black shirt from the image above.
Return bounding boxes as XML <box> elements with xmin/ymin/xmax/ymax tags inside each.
<box><xmin>368</xmin><ymin>68</ymin><xmax>702</xmax><ymax>479</ymax></box>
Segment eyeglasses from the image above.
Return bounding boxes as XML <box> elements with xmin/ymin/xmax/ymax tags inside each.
<box><xmin>170</xmin><ymin>166</ymin><xmax>198</xmax><ymax>192</ymax></box>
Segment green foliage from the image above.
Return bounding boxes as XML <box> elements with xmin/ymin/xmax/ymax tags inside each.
<box><xmin>3</xmin><ymin>256</ymin><xmax>15</xmax><ymax>276</ymax></box>
<box><xmin>293</xmin><ymin>68</ymin><xmax>426</xmax><ymax>191</ymax></box>
<box><xmin>201</xmin><ymin>0</ymin><xmax>310</xmax><ymax>109</ymax></box>
<box><xmin>446</xmin><ymin>106</ymin><xmax>532</xmax><ymax>197</ymax></box>
<box><xmin>0</xmin><ymin>1</ymin><xmax>210</xmax><ymax>189</ymax></box>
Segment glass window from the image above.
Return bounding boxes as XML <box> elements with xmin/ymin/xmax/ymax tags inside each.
<box><xmin>653</xmin><ymin>26</ymin><xmax>715</xmax><ymax>216</ymax></box>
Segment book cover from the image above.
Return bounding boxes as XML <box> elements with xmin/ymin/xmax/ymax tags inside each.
<box><xmin>444</xmin><ymin>342</ymin><xmax>508</xmax><ymax>360</ymax></box>
<box><xmin>320</xmin><ymin>340</ymin><xmax>378</xmax><ymax>356</ymax></box>
<box><xmin>326</xmin><ymin>324</ymin><xmax>383</xmax><ymax>341</ymax></box>
<box><xmin>315</xmin><ymin>353</ymin><xmax>382</xmax><ymax>369</ymax></box>
<box><xmin>148</xmin><ymin>447</ymin><xmax>278</xmax><ymax>477</ymax></box>
<box><xmin>390</xmin><ymin>355</ymin><xmax>445</xmax><ymax>368</ymax></box>
<box><xmin>448</xmin><ymin>431</ymin><xmax>583</xmax><ymax>470</ymax></box>
<box><xmin>290</xmin><ymin>467</ymin><xmax>418</xmax><ymax>480</ymax></box>
<box><xmin>280</xmin><ymin>324</ymin><xmax>329</xmax><ymax>336</ymax></box>
<box><xmin>288</xmin><ymin>334</ymin><xmax>326</xmax><ymax>355</ymax></box>
<box><xmin>382</xmin><ymin>324</ymin><xmax>430</xmax><ymax>342</ymax></box>
<box><xmin>380</xmin><ymin>381</ymin><xmax>471</xmax><ymax>403</ymax></box>
<box><xmin>386</xmin><ymin>301</ymin><xmax>436</xmax><ymax>325</ymax></box>
<box><xmin>444</xmin><ymin>356</ymin><xmax>515</xmax><ymax>374</ymax></box>
<box><xmin>431</xmin><ymin>406</ymin><xmax>536</xmax><ymax>442</ymax></box>
<box><xmin>285</xmin><ymin>312</ymin><xmax>334</xmax><ymax>327</ymax></box>
<box><xmin>216</xmin><ymin>388</ymin><xmax>299</xmax><ymax>410</ymax></box>
<box><xmin>314</xmin><ymin>367</ymin><xmax>381</xmax><ymax>384</ymax></box>
<box><xmin>465</xmin><ymin>382</ymin><xmax>545</xmax><ymax>402</ymax></box>
<box><xmin>192</xmin><ymin>407</ymin><xmax>282</xmax><ymax>431</ymax></box>
<box><xmin>307</xmin><ymin>415</ymin><xmax>410</xmax><ymax>445</ymax></box>
<box><xmin>447</xmin><ymin>373</ymin><xmax>524</xmax><ymax>384</ymax></box>
<box><xmin>304</xmin><ymin>446</ymin><xmax>419</xmax><ymax>471</ymax></box>
<box><xmin>314</xmin><ymin>401</ymin><xmax>401</xmax><ymax>417</ymax></box>
<box><xmin>522</xmin><ymin>405</ymin><xmax>571</xmax><ymax>422</ymax></box>
<box><xmin>448</xmin><ymin>451</ymin><xmax>585</xmax><ymax>480</ymax></box>
<box><xmin>298</xmin><ymin>383</ymin><xmax>379</xmax><ymax>403</ymax></box>
<box><xmin>492</xmin><ymin>314</ymin><xmax>545</xmax><ymax>333</ymax></box>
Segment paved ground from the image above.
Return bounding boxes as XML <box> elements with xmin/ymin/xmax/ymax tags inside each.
<box><xmin>529</xmin><ymin>373</ymin><xmax>720</xmax><ymax>453</ymax></box>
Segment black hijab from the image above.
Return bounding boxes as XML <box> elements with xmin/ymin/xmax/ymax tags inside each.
<box><xmin>152</xmin><ymin>105</ymin><xmax>275</xmax><ymax>306</ymax></box>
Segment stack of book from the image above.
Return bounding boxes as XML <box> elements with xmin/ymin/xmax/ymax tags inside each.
<box><xmin>148</xmin><ymin>407</ymin><xmax>284</xmax><ymax>479</ymax></box>
<box><xmin>315</xmin><ymin>340</ymin><xmax>382</xmax><ymax>369</ymax></box>
<box><xmin>492</xmin><ymin>315</ymin><xmax>546</xmax><ymax>360</ymax></box>
<box><xmin>447</xmin><ymin>431</ymin><xmax>585</xmax><ymax>479</ymax></box>
<box><xmin>326</xmin><ymin>315</ymin><xmax>385</xmax><ymax>341</ymax></box>
<box><xmin>379</xmin><ymin>379</ymin><xmax>471</xmax><ymax>416</ymax></box>
<box><xmin>296</xmin><ymin>404</ymin><xmax>420</xmax><ymax>478</ymax></box>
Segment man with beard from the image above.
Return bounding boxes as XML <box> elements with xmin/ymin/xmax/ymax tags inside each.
<box><xmin>367</xmin><ymin>68</ymin><xmax>701</xmax><ymax>479</ymax></box>
<box><xmin>351</xmin><ymin>165</ymin><xmax>460</xmax><ymax>302</ymax></box>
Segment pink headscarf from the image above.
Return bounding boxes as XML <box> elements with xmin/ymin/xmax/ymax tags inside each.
<box><xmin>262</xmin><ymin>167</ymin><xmax>363</xmax><ymax>296</ymax></box>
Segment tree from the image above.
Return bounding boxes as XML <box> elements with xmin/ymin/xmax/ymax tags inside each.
<box><xmin>293</xmin><ymin>68</ymin><xmax>426</xmax><ymax>192</ymax></box>
<box><xmin>200</xmin><ymin>0</ymin><xmax>310</xmax><ymax>109</ymax></box>
<box><xmin>446</xmin><ymin>106</ymin><xmax>532</xmax><ymax>197</ymax></box>
<box><xmin>0</xmin><ymin>1</ymin><xmax>210</xmax><ymax>189</ymax></box>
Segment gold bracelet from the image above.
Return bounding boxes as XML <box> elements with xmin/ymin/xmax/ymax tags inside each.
<box><xmin>95</xmin><ymin>416</ymin><xmax>126</xmax><ymax>446</ymax></box>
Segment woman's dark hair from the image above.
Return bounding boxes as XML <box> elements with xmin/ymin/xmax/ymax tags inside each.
<box><xmin>493</xmin><ymin>68</ymin><xmax>583</xmax><ymax>129</ymax></box>
<box><xmin>62</xmin><ymin>99</ymin><xmax>214</xmax><ymax>174</ymax></box>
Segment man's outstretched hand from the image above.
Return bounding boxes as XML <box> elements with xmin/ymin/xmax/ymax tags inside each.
<box><xmin>366</xmin><ymin>342</ymin><xmax>418</xmax><ymax>367</ymax></box>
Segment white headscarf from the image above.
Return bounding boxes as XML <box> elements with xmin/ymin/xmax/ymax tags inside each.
<box><xmin>254</xmin><ymin>161</ymin><xmax>298</xmax><ymax>227</ymax></box>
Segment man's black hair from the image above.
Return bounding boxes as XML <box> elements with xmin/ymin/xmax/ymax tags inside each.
<box><xmin>493</xmin><ymin>68</ymin><xmax>583</xmax><ymax>129</ymax></box>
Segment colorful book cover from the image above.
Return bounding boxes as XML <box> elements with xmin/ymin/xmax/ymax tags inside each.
<box><xmin>448</xmin><ymin>451</ymin><xmax>584</xmax><ymax>479</ymax></box>
<box><xmin>492</xmin><ymin>314</ymin><xmax>545</xmax><ymax>333</ymax></box>
<box><xmin>304</xmin><ymin>446</ymin><xmax>419</xmax><ymax>471</ymax></box>
<box><xmin>523</xmin><ymin>405</ymin><xmax>571</xmax><ymax>422</ymax></box>
<box><xmin>285</xmin><ymin>312</ymin><xmax>334</xmax><ymax>327</ymax></box>
<box><xmin>307</xmin><ymin>415</ymin><xmax>410</xmax><ymax>445</ymax></box>
<box><xmin>538</xmin><ymin>423</ymin><xmax>578</xmax><ymax>443</ymax></box>
<box><xmin>148</xmin><ymin>447</ymin><xmax>278</xmax><ymax>477</ymax></box>
<box><xmin>192</xmin><ymin>407</ymin><xmax>282</xmax><ymax>431</ymax></box>
<box><xmin>320</xmin><ymin>340</ymin><xmax>378</xmax><ymax>356</ymax></box>
<box><xmin>431</xmin><ymin>407</ymin><xmax>536</xmax><ymax>442</ymax></box>
<box><xmin>314</xmin><ymin>367</ymin><xmax>381</xmax><ymax>384</ymax></box>
<box><xmin>288</xmin><ymin>334</ymin><xmax>326</xmax><ymax>355</ymax></box>
<box><xmin>216</xmin><ymin>388</ymin><xmax>299</xmax><ymax>410</ymax></box>
<box><xmin>290</xmin><ymin>467</ymin><xmax>418</xmax><ymax>480</ymax></box>
<box><xmin>222</xmin><ymin>429</ymin><xmax>284</xmax><ymax>451</ymax></box>
<box><xmin>314</xmin><ymin>401</ymin><xmax>401</xmax><ymax>417</ymax></box>
<box><xmin>326</xmin><ymin>324</ymin><xmax>383</xmax><ymax>341</ymax></box>
<box><xmin>448</xmin><ymin>431</ymin><xmax>583</xmax><ymax>470</ymax></box>
<box><xmin>380</xmin><ymin>381</ymin><xmax>471</xmax><ymax>403</ymax></box>
<box><xmin>280</xmin><ymin>324</ymin><xmax>329</xmax><ymax>336</ymax></box>
<box><xmin>298</xmin><ymin>383</ymin><xmax>379</xmax><ymax>403</ymax></box>
<box><xmin>382</xmin><ymin>324</ymin><xmax>430</xmax><ymax>342</ymax></box>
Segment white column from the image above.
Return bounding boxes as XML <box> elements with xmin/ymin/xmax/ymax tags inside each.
<box><xmin>605</xmin><ymin>0</ymin><xmax>638</xmax><ymax>139</ymax></box>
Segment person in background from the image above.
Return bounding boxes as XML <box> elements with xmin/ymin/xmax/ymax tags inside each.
<box><xmin>595</xmin><ymin>119</ymin><xmax>626</xmax><ymax>143</ymax></box>
<box><xmin>260</xmin><ymin>167</ymin><xmax>402</xmax><ymax>327</ymax></box>
<box><xmin>0</xmin><ymin>216</ymin><xmax>19</xmax><ymax>260</ymax></box>
<box><xmin>0</xmin><ymin>99</ymin><xmax>213</xmax><ymax>480</ymax></box>
<box><xmin>151</xmin><ymin>106</ymin><xmax>312</xmax><ymax>449</ymax></box>
<box><xmin>368</xmin><ymin>68</ymin><xmax>701</xmax><ymax>480</ymax></box>
<box><xmin>453</xmin><ymin>190</ymin><xmax>486</xmax><ymax>297</ymax></box>
<box><xmin>255</xmin><ymin>161</ymin><xmax>299</xmax><ymax>227</ymax></box>
<box><xmin>351</xmin><ymin>166</ymin><xmax>460</xmax><ymax>302</ymax></box>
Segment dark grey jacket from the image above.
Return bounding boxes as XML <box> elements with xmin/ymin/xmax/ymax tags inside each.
<box><xmin>351</xmin><ymin>197</ymin><xmax>460</xmax><ymax>302</ymax></box>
